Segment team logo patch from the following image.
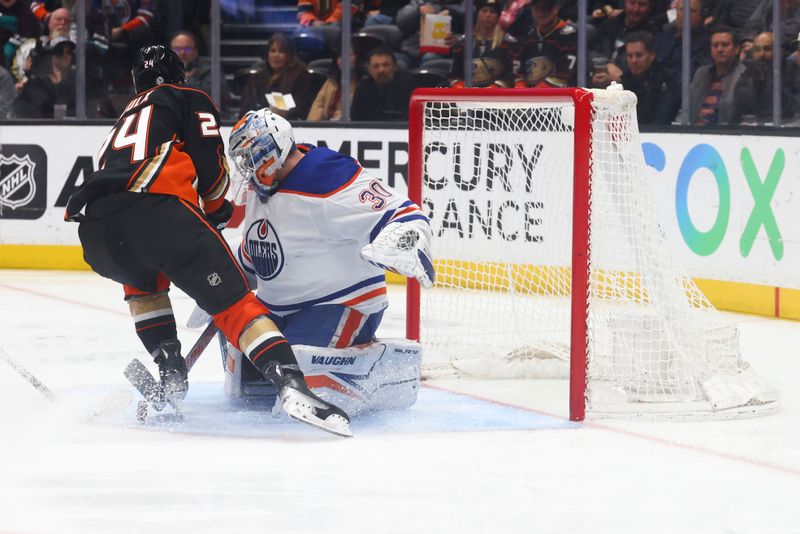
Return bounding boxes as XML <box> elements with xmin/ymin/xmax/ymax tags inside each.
<box><xmin>0</xmin><ymin>145</ymin><xmax>47</xmax><ymax>220</ymax></box>
<box><xmin>243</xmin><ymin>218</ymin><xmax>284</xmax><ymax>280</ymax></box>
<box><xmin>207</xmin><ymin>272</ymin><xmax>222</xmax><ymax>286</ymax></box>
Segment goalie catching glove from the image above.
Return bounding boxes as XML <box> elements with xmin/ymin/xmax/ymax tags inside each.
<box><xmin>360</xmin><ymin>220</ymin><xmax>435</xmax><ymax>288</ymax></box>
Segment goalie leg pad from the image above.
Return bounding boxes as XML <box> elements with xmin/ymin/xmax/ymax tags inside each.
<box><xmin>292</xmin><ymin>339</ymin><xmax>422</xmax><ymax>417</ymax></box>
<box><xmin>224</xmin><ymin>346</ymin><xmax>279</xmax><ymax>398</ymax></box>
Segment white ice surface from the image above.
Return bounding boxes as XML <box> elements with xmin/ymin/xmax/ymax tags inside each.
<box><xmin>1</xmin><ymin>269</ymin><xmax>799</xmax><ymax>534</ymax></box>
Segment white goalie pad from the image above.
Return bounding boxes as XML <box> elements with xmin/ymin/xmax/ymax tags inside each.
<box><xmin>224</xmin><ymin>339</ymin><xmax>422</xmax><ymax>417</ymax></box>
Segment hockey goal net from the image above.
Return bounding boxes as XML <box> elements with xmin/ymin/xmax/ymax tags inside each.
<box><xmin>406</xmin><ymin>87</ymin><xmax>779</xmax><ymax>421</ymax></box>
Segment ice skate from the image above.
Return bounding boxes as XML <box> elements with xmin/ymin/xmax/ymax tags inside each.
<box><xmin>154</xmin><ymin>340</ymin><xmax>188</xmax><ymax>403</ymax></box>
<box><xmin>263</xmin><ymin>363</ymin><xmax>353</xmax><ymax>437</ymax></box>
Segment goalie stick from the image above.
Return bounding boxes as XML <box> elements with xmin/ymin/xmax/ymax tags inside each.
<box><xmin>124</xmin><ymin>321</ymin><xmax>219</xmax><ymax>415</ymax></box>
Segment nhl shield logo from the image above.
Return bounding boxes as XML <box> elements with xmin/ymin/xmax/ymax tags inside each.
<box><xmin>0</xmin><ymin>154</ymin><xmax>36</xmax><ymax>210</ymax></box>
<box><xmin>242</xmin><ymin>218</ymin><xmax>285</xmax><ymax>280</ymax></box>
<box><xmin>0</xmin><ymin>145</ymin><xmax>47</xmax><ymax>220</ymax></box>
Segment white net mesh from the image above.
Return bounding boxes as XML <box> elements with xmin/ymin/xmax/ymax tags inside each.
<box><xmin>416</xmin><ymin>89</ymin><xmax>779</xmax><ymax>419</ymax></box>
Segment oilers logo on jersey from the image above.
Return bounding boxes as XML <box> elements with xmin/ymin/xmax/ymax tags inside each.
<box><xmin>242</xmin><ymin>218</ymin><xmax>284</xmax><ymax>280</ymax></box>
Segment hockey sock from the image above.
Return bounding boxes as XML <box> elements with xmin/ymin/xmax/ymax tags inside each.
<box><xmin>127</xmin><ymin>293</ymin><xmax>178</xmax><ymax>355</ymax></box>
<box><xmin>239</xmin><ymin>317</ymin><xmax>297</xmax><ymax>375</ymax></box>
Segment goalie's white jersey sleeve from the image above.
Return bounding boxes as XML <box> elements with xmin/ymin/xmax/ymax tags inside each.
<box><xmin>237</xmin><ymin>145</ymin><xmax>428</xmax><ymax>317</ymax></box>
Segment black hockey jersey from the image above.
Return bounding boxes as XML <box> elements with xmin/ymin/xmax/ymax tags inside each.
<box><xmin>514</xmin><ymin>20</ymin><xmax>578</xmax><ymax>88</ymax></box>
<box><xmin>66</xmin><ymin>84</ymin><xmax>229</xmax><ymax>219</ymax></box>
<box><xmin>449</xmin><ymin>32</ymin><xmax>516</xmax><ymax>88</ymax></box>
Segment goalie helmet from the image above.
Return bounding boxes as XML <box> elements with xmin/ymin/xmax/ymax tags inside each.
<box><xmin>228</xmin><ymin>108</ymin><xmax>296</xmax><ymax>199</ymax></box>
<box><xmin>132</xmin><ymin>45</ymin><xmax>186</xmax><ymax>93</ymax></box>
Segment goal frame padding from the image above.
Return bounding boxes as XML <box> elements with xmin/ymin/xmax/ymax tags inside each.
<box><xmin>406</xmin><ymin>88</ymin><xmax>595</xmax><ymax>421</ymax></box>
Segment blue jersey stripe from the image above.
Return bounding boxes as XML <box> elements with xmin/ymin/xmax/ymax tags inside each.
<box><xmin>391</xmin><ymin>214</ymin><xmax>429</xmax><ymax>224</ymax></box>
<box><xmin>369</xmin><ymin>208</ymin><xmax>397</xmax><ymax>242</ymax></box>
<box><xmin>280</xmin><ymin>146</ymin><xmax>360</xmax><ymax>196</ymax></box>
<box><xmin>258</xmin><ymin>275</ymin><xmax>386</xmax><ymax>311</ymax></box>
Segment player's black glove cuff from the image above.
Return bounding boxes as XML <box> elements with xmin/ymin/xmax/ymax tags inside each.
<box><xmin>206</xmin><ymin>199</ymin><xmax>233</xmax><ymax>230</ymax></box>
<box><xmin>64</xmin><ymin>190</ymin><xmax>89</xmax><ymax>222</ymax></box>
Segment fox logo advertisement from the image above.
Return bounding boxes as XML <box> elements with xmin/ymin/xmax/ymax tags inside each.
<box><xmin>243</xmin><ymin>218</ymin><xmax>284</xmax><ymax>280</ymax></box>
<box><xmin>0</xmin><ymin>145</ymin><xmax>47</xmax><ymax>220</ymax></box>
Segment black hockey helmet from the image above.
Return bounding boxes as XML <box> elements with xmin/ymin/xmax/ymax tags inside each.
<box><xmin>132</xmin><ymin>45</ymin><xmax>186</xmax><ymax>93</ymax></box>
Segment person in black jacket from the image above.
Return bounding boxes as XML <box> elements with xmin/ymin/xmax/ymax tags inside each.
<box><xmin>620</xmin><ymin>31</ymin><xmax>680</xmax><ymax>124</ymax></box>
<box><xmin>12</xmin><ymin>37</ymin><xmax>75</xmax><ymax>118</ymax></box>
<box><xmin>351</xmin><ymin>43</ymin><xmax>416</xmax><ymax>121</ymax></box>
<box><xmin>732</xmin><ymin>31</ymin><xmax>798</xmax><ymax>124</ymax></box>
<box><xmin>589</xmin><ymin>0</ymin><xmax>661</xmax><ymax>86</ymax></box>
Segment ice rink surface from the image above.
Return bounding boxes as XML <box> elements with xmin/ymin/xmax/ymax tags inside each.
<box><xmin>1</xmin><ymin>269</ymin><xmax>799</xmax><ymax>534</ymax></box>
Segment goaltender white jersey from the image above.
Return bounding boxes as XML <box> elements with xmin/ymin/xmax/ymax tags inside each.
<box><xmin>237</xmin><ymin>144</ymin><xmax>428</xmax><ymax>317</ymax></box>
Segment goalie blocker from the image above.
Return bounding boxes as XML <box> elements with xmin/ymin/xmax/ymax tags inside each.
<box><xmin>224</xmin><ymin>339</ymin><xmax>422</xmax><ymax>417</ymax></box>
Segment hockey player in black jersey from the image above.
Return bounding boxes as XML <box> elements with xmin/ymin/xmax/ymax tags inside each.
<box><xmin>65</xmin><ymin>45</ymin><xmax>352</xmax><ymax>437</ymax></box>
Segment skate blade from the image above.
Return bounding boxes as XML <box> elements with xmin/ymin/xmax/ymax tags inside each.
<box><xmin>283</xmin><ymin>402</ymin><xmax>353</xmax><ymax>437</ymax></box>
<box><xmin>287</xmin><ymin>411</ymin><xmax>353</xmax><ymax>437</ymax></box>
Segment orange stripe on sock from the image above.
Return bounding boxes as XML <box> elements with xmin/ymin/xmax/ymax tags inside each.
<box><xmin>251</xmin><ymin>338</ymin><xmax>289</xmax><ymax>365</ymax></box>
<box><xmin>135</xmin><ymin>319</ymin><xmax>175</xmax><ymax>332</ymax></box>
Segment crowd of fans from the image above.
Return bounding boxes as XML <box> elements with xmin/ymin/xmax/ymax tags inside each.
<box><xmin>1</xmin><ymin>0</ymin><xmax>800</xmax><ymax>126</ymax></box>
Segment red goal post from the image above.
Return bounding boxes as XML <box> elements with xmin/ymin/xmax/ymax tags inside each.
<box><xmin>405</xmin><ymin>87</ymin><xmax>779</xmax><ymax>422</ymax></box>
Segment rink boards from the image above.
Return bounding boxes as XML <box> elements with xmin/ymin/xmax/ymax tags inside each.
<box><xmin>1</xmin><ymin>124</ymin><xmax>799</xmax><ymax>319</ymax></box>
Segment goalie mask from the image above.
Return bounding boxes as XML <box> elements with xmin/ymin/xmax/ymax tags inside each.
<box><xmin>229</xmin><ymin>109</ymin><xmax>296</xmax><ymax>200</ymax></box>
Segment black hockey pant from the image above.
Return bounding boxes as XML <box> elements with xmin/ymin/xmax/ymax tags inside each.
<box><xmin>78</xmin><ymin>192</ymin><xmax>250</xmax><ymax>315</ymax></box>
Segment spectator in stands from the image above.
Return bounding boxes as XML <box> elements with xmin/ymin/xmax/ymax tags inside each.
<box><xmin>733</xmin><ymin>31</ymin><xmax>798</xmax><ymax>125</ymax></box>
<box><xmin>655</xmin><ymin>0</ymin><xmax>711</xmax><ymax>79</ymax></box>
<box><xmin>100</xmin><ymin>0</ymin><xmax>161</xmax><ymax>100</ymax></box>
<box><xmin>703</xmin><ymin>0</ymin><xmax>760</xmax><ymax>30</ymax></box>
<box><xmin>1</xmin><ymin>0</ymin><xmax>40</xmax><ymax>67</ymax></box>
<box><xmin>395</xmin><ymin>0</ymin><xmax>465</xmax><ymax>66</ymax></box>
<box><xmin>13</xmin><ymin>37</ymin><xmax>75</xmax><ymax>118</ymax></box>
<box><xmin>689</xmin><ymin>25</ymin><xmax>745</xmax><ymax>125</ymax></box>
<box><xmin>621</xmin><ymin>31</ymin><xmax>679</xmax><ymax>124</ymax></box>
<box><xmin>298</xmin><ymin>0</ymin><xmax>342</xmax><ymax>26</ymax></box>
<box><xmin>239</xmin><ymin>33</ymin><xmax>313</xmax><ymax>120</ymax></box>
<box><xmin>359</xmin><ymin>0</ymin><xmax>407</xmax><ymax>27</ymax></box>
<box><xmin>8</xmin><ymin>6</ymin><xmax>70</xmax><ymax>84</ymax></box>
<box><xmin>296</xmin><ymin>0</ymin><xmax>342</xmax><ymax>57</ymax></box>
<box><xmin>448</xmin><ymin>0</ymin><xmax>515</xmax><ymax>87</ymax></box>
<box><xmin>499</xmin><ymin>0</ymin><xmax>533</xmax><ymax>38</ymax></box>
<box><xmin>351</xmin><ymin>43</ymin><xmax>415</xmax><ymax>120</ymax></box>
<box><xmin>590</xmin><ymin>1</ymin><xmax>623</xmax><ymax>26</ymax></box>
<box><xmin>307</xmin><ymin>48</ymin><xmax>362</xmax><ymax>120</ymax></box>
<box><xmin>103</xmin><ymin>0</ymin><xmax>158</xmax><ymax>47</ymax></box>
<box><xmin>743</xmin><ymin>0</ymin><xmax>800</xmax><ymax>54</ymax></box>
<box><xmin>0</xmin><ymin>64</ymin><xmax>14</xmax><ymax>118</ymax></box>
<box><xmin>589</xmin><ymin>0</ymin><xmax>661</xmax><ymax>86</ymax></box>
<box><xmin>515</xmin><ymin>0</ymin><xmax>578</xmax><ymax>88</ymax></box>
<box><xmin>784</xmin><ymin>33</ymin><xmax>800</xmax><ymax>125</ymax></box>
<box><xmin>45</xmin><ymin>6</ymin><xmax>70</xmax><ymax>39</ymax></box>
<box><xmin>170</xmin><ymin>30</ymin><xmax>232</xmax><ymax>115</ymax></box>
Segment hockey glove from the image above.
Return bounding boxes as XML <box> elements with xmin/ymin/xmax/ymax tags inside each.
<box><xmin>206</xmin><ymin>199</ymin><xmax>234</xmax><ymax>230</ymax></box>
<box><xmin>360</xmin><ymin>221</ymin><xmax>435</xmax><ymax>289</ymax></box>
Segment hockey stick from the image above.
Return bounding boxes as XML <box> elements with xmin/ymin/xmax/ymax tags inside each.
<box><xmin>0</xmin><ymin>348</ymin><xmax>55</xmax><ymax>401</ymax></box>
<box><xmin>124</xmin><ymin>321</ymin><xmax>219</xmax><ymax>413</ymax></box>
<box><xmin>217</xmin><ymin>329</ymin><xmax>229</xmax><ymax>371</ymax></box>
